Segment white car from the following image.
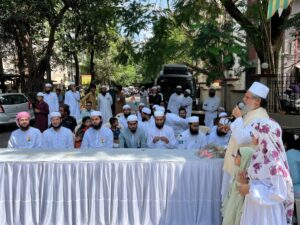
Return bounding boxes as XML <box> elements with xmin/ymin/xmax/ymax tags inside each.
<box><xmin>0</xmin><ymin>93</ymin><xmax>35</xmax><ymax>125</ymax></box>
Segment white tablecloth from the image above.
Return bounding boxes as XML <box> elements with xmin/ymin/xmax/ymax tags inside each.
<box><xmin>0</xmin><ymin>149</ymin><xmax>223</xmax><ymax>225</ymax></box>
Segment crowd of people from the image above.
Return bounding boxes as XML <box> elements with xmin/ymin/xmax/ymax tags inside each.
<box><xmin>6</xmin><ymin>81</ymin><xmax>297</xmax><ymax>225</ymax></box>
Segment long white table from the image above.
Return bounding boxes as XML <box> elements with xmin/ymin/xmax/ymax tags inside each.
<box><xmin>0</xmin><ymin>149</ymin><xmax>223</xmax><ymax>225</ymax></box>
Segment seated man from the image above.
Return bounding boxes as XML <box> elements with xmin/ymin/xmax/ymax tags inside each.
<box><xmin>81</xmin><ymin>111</ymin><xmax>113</xmax><ymax>148</ymax></box>
<box><xmin>42</xmin><ymin>112</ymin><xmax>74</xmax><ymax>149</ymax></box>
<box><xmin>119</xmin><ymin>115</ymin><xmax>147</xmax><ymax>148</ymax></box>
<box><xmin>81</xmin><ymin>101</ymin><xmax>94</xmax><ymax>119</ymax></box>
<box><xmin>147</xmin><ymin>110</ymin><xmax>177</xmax><ymax>149</ymax></box>
<box><xmin>179</xmin><ymin>116</ymin><xmax>207</xmax><ymax>149</ymax></box>
<box><xmin>8</xmin><ymin>112</ymin><xmax>42</xmax><ymax>149</ymax></box>
<box><xmin>207</xmin><ymin>117</ymin><xmax>231</xmax><ymax>148</ymax></box>
<box><xmin>136</xmin><ymin>102</ymin><xmax>145</xmax><ymax>122</ymax></box>
<box><xmin>118</xmin><ymin>104</ymin><xmax>132</xmax><ymax>128</ymax></box>
<box><xmin>110</xmin><ymin>117</ymin><xmax>121</xmax><ymax>148</ymax></box>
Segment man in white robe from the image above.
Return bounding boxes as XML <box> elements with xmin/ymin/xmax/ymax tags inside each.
<box><xmin>207</xmin><ymin>117</ymin><xmax>231</xmax><ymax>148</ymax></box>
<box><xmin>97</xmin><ymin>86</ymin><xmax>113</xmax><ymax>124</ymax></box>
<box><xmin>81</xmin><ymin>111</ymin><xmax>114</xmax><ymax>148</ymax></box>
<box><xmin>181</xmin><ymin>89</ymin><xmax>193</xmax><ymax>117</ymax></box>
<box><xmin>147</xmin><ymin>110</ymin><xmax>177</xmax><ymax>149</ymax></box>
<box><xmin>64</xmin><ymin>82</ymin><xmax>81</xmax><ymax>121</ymax></box>
<box><xmin>43</xmin><ymin>83</ymin><xmax>59</xmax><ymax>124</ymax></box>
<box><xmin>136</xmin><ymin>103</ymin><xmax>145</xmax><ymax>122</ymax></box>
<box><xmin>8</xmin><ymin>112</ymin><xmax>42</xmax><ymax>149</ymax></box>
<box><xmin>139</xmin><ymin>107</ymin><xmax>152</xmax><ymax>133</ymax></box>
<box><xmin>222</xmin><ymin>81</ymin><xmax>270</xmax><ymax>200</ymax></box>
<box><xmin>179</xmin><ymin>116</ymin><xmax>207</xmax><ymax>149</ymax></box>
<box><xmin>42</xmin><ymin>112</ymin><xmax>74</xmax><ymax>149</ymax></box>
<box><xmin>167</xmin><ymin>85</ymin><xmax>184</xmax><ymax>115</ymax></box>
<box><xmin>118</xmin><ymin>104</ymin><xmax>131</xmax><ymax>128</ymax></box>
<box><xmin>203</xmin><ymin>88</ymin><xmax>220</xmax><ymax>128</ymax></box>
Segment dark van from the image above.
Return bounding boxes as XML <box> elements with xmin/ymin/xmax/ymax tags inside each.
<box><xmin>155</xmin><ymin>64</ymin><xmax>197</xmax><ymax>105</ymax></box>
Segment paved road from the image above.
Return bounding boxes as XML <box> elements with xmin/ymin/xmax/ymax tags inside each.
<box><xmin>0</xmin><ymin>125</ymin><xmax>16</xmax><ymax>148</ymax></box>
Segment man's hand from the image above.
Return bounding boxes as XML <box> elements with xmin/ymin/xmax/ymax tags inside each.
<box><xmin>237</xmin><ymin>171</ymin><xmax>248</xmax><ymax>184</ymax></box>
<box><xmin>34</xmin><ymin>109</ymin><xmax>40</xmax><ymax>113</ymax></box>
<box><xmin>238</xmin><ymin>184</ymin><xmax>250</xmax><ymax>196</ymax></box>
<box><xmin>160</xmin><ymin>136</ymin><xmax>169</xmax><ymax>144</ymax></box>
<box><xmin>232</xmin><ymin>106</ymin><xmax>242</xmax><ymax>118</ymax></box>
<box><xmin>153</xmin><ymin>136</ymin><xmax>160</xmax><ymax>143</ymax></box>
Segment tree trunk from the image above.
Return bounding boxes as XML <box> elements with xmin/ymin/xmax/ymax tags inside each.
<box><xmin>90</xmin><ymin>48</ymin><xmax>95</xmax><ymax>83</ymax></box>
<box><xmin>0</xmin><ymin>56</ymin><xmax>6</xmax><ymax>93</ymax></box>
<box><xmin>73</xmin><ymin>53</ymin><xmax>80</xmax><ymax>86</ymax></box>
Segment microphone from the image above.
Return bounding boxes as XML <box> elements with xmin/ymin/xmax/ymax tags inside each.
<box><xmin>228</xmin><ymin>101</ymin><xmax>246</xmax><ymax>121</ymax></box>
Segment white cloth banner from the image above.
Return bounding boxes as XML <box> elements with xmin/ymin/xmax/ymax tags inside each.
<box><xmin>0</xmin><ymin>149</ymin><xmax>223</xmax><ymax>225</ymax></box>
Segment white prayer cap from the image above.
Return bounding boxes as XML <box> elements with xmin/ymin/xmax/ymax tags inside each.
<box><xmin>188</xmin><ymin>116</ymin><xmax>199</xmax><ymax>123</ymax></box>
<box><xmin>218</xmin><ymin>112</ymin><xmax>227</xmax><ymax>118</ymax></box>
<box><xmin>185</xmin><ymin>89</ymin><xmax>191</xmax><ymax>94</ymax></box>
<box><xmin>156</xmin><ymin>85</ymin><xmax>161</xmax><ymax>89</ymax></box>
<box><xmin>152</xmin><ymin>104</ymin><xmax>159</xmax><ymax>110</ymax></box>
<box><xmin>127</xmin><ymin>115</ymin><xmax>138</xmax><ymax>122</ymax></box>
<box><xmin>176</xmin><ymin>85</ymin><xmax>182</xmax><ymax>89</ymax></box>
<box><xmin>142</xmin><ymin>107</ymin><xmax>151</xmax><ymax>115</ymax></box>
<box><xmin>45</xmin><ymin>83</ymin><xmax>52</xmax><ymax>87</ymax></box>
<box><xmin>91</xmin><ymin>111</ymin><xmax>102</xmax><ymax>117</ymax></box>
<box><xmin>154</xmin><ymin>110</ymin><xmax>165</xmax><ymax>117</ymax></box>
<box><xmin>50</xmin><ymin>112</ymin><xmax>61</xmax><ymax>119</ymax></box>
<box><xmin>139</xmin><ymin>102</ymin><xmax>145</xmax><ymax>107</ymax></box>
<box><xmin>152</xmin><ymin>86</ymin><xmax>158</xmax><ymax>90</ymax></box>
<box><xmin>219</xmin><ymin>117</ymin><xmax>230</xmax><ymax>125</ymax></box>
<box><xmin>101</xmin><ymin>85</ymin><xmax>107</xmax><ymax>89</ymax></box>
<box><xmin>248</xmin><ymin>81</ymin><xmax>269</xmax><ymax>99</ymax></box>
<box><xmin>69</xmin><ymin>81</ymin><xmax>75</xmax><ymax>86</ymax></box>
<box><xmin>123</xmin><ymin>104</ymin><xmax>131</xmax><ymax>110</ymax></box>
<box><xmin>37</xmin><ymin>92</ymin><xmax>44</xmax><ymax>97</ymax></box>
<box><xmin>156</xmin><ymin>106</ymin><xmax>165</xmax><ymax>113</ymax></box>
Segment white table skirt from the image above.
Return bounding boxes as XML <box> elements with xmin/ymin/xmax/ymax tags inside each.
<box><xmin>0</xmin><ymin>149</ymin><xmax>223</xmax><ymax>225</ymax></box>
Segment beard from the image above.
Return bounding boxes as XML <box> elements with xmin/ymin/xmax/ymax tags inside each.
<box><xmin>216</xmin><ymin>129</ymin><xmax>227</xmax><ymax>136</ymax></box>
<box><xmin>189</xmin><ymin>128</ymin><xmax>199</xmax><ymax>135</ymax></box>
<box><xmin>52</xmin><ymin>122</ymin><xmax>62</xmax><ymax>130</ymax></box>
<box><xmin>176</xmin><ymin>91</ymin><xmax>181</xmax><ymax>95</ymax></box>
<box><xmin>124</xmin><ymin>113</ymin><xmax>130</xmax><ymax>118</ymax></box>
<box><xmin>209</xmin><ymin>93</ymin><xmax>215</xmax><ymax>97</ymax></box>
<box><xmin>155</xmin><ymin>122</ymin><xmax>164</xmax><ymax>129</ymax></box>
<box><xmin>45</xmin><ymin>90</ymin><xmax>50</xmax><ymax>94</ymax></box>
<box><xmin>92</xmin><ymin>122</ymin><xmax>102</xmax><ymax>130</ymax></box>
<box><xmin>19</xmin><ymin>124</ymin><xmax>30</xmax><ymax>131</ymax></box>
<box><xmin>142</xmin><ymin>117</ymin><xmax>147</xmax><ymax>122</ymax></box>
<box><xmin>101</xmin><ymin>92</ymin><xmax>106</xmax><ymax>96</ymax></box>
<box><xmin>130</xmin><ymin>128</ymin><xmax>137</xmax><ymax>133</ymax></box>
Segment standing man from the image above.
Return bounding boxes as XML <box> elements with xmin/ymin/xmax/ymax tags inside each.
<box><xmin>109</xmin><ymin>85</ymin><xmax>117</xmax><ymax>116</ymax></box>
<box><xmin>179</xmin><ymin>116</ymin><xmax>207</xmax><ymax>149</ymax></box>
<box><xmin>80</xmin><ymin>84</ymin><xmax>97</xmax><ymax>110</ymax></box>
<box><xmin>59</xmin><ymin>104</ymin><xmax>77</xmax><ymax>132</ymax></box>
<box><xmin>118</xmin><ymin>104</ymin><xmax>132</xmax><ymax>128</ymax></box>
<box><xmin>97</xmin><ymin>85</ymin><xmax>113</xmax><ymax>124</ymax></box>
<box><xmin>136</xmin><ymin>102</ymin><xmax>145</xmax><ymax>122</ymax></box>
<box><xmin>8</xmin><ymin>112</ymin><xmax>42</xmax><ymax>149</ymax></box>
<box><xmin>181</xmin><ymin>89</ymin><xmax>193</xmax><ymax>117</ymax></box>
<box><xmin>156</xmin><ymin>85</ymin><xmax>164</xmax><ymax>105</ymax></box>
<box><xmin>56</xmin><ymin>88</ymin><xmax>64</xmax><ymax>105</ymax></box>
<box><xmin>203</xmin><ymin>88</ymin><xmax>220</xmax><ymax>128</ymax></box>
<box><xmin>167</xmin><ymin>85</ymin><xmax>184</xmax><ymax>115</ymax></box>
<box><xmin>34</xmin><ymin>92</ymin><xmax>49</xmax><ymax>132</ymax></box>
<box><xmin>42</xmin><ymin>112</ymin><xmax>74</xmax><ymax>149</ymax></box>
<box><xmin>148</xmin><ymin>86</ymin><xmax>162</xmax><ymax>109</ymax></box>
<box><xmin>43</xmin><ymin>83</ymin><xmax>59</xmax><ymax>125</ymax></box>
<box><xmin>115</xmin><ymin>85</ymin><xmax>126</xmax><ymax>115</ymax></box>
<box><xmin>64</xmin><ymin>82</ymin><xmax>81</xmax><ymax>121</ymax></box>
<box><xmin>147</xmin><ymin>110</ymin><xmax>177</xmax><ymax>149</ymax></box>
<box><xmin>222</xmin><ymin>81</ymin><xmax>269</xmax><ymax>199</ymax></box>
<box><xmin>81</xmin><ymin>111</ymin><xmax>114</xmax><ymax>149</ymax></box>
<box><xmin>139</xmin><ymin>86</ymin><xmax>148</xmax><ymax>106</ymax></box>
<box><xmin>119</xmin><ymin>115</ymin><xmax>147</xmax><ymax>148</ymax></box>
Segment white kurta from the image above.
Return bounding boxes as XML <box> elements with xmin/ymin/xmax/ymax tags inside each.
<box><xmin>97</xmin><ymin>93</ymin><xmax>113</xmax><ymax>124</ymax></box>
<box><xmin>136</xmin><ymin>111</ymin><xmax>142</xmax><ymax>122</ymax></box>
<box><xmin>64</xmin><ymin>90</ymin><xmax>81</xmax><ymax>121</ymax></box>
<box><xmin>181</xmin><ymin>96</ymin><xmax>193</xmax><ymax>117</ymax></box>
<box><xmin>165</xmin><ymin>113</ymin><xmax>189</xmax><ymax>137</ymax></box>
<box><xmin>43</xmin><ymin>92</ymin><xmax>59</xmax><ymax>124</ymax></box>
<box><xmin>203</xmin><ymin>96</ymin><xmax>220</xmax><ymax>128</ymax></box>
<box><xmin>7</xmin><ymin>127</ymin><xmax>42</xmax><ymax>149</ymax></box>
<box><xmin>180</xmin><ymin>129</ymin><xmax>207</xmax><ymax>149</ymax></box>
<box><xmin>167</xmin><ymin>93</ymin><xmax>184</xmax><ymax>115</ymax></box>
<box><xmin>81</xmin><ymin>127</ymin><xmax>114</xmax><ymax>149</ymax></box>
<box><xmin>147</xmin><ymin>124</ymin><xmax>177</xmax><ymax>149</ymax></box>
<box><xmin>119</xmin><ymin>115</ymin><xmax>128</xmax><ymax>128</ymax></box>
<box><xmin>42</xmin><ymin>127</ymin><xmax>74</xmax><ymax>149</ymax></box>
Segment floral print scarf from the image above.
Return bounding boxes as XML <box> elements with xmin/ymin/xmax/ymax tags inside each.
<box><xmin>248</xmin><ymin>118</ymin><xmax>294</xmax><ymax>224</ymax></box>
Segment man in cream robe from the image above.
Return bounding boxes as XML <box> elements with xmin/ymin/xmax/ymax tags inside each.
<box><xmin>97</xmin><ymin>86</ymin><xmax>113</xmax><ymax>124</ymax></box>
<box><xmin>64</xmin><ymin>82</ymin><xmax>81</xmax><ymax>121</ymax></box>
<box><xmin>222</xmin><ymin>82</ymin><xmax>270</xmax><ymax>200</ymax></box>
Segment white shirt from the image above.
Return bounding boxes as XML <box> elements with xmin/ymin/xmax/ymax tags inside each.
<box><xmin>181</xmin><ymin>96</ymin><xmax>193</xmax><ymax>117</ymax></box>
<box><xmin>167</xmin><ymin>93</ymin><xmax>184</xmax><ymax>115</ymax></box>
<box><xmin>7</xmin><ymin>127</ymin><xmax>42</xmax><ymax>149</ymax></box>
<box><xmin>147</xmin><ymin>124</ymin><xmax>177</xmax><ymax>149</ymax></box>
<box><xmin>81</xmin><ymin>126</ymin><xmax>114</xmax><ymax>149</ymax></box>
<box><xmin>42</xmin><ymin>127</ymin><xmax>74</xmax><ymax>149</ymax></box>
<box><xmin>97</xmin><ymin>93</ymin><xmax>113</xmax><ymax>124</ymax></box>
<box><xmin>65</xmin><ymin>90</ymin><xmax>81</xmax><ymax>121</ymax></box>
<box><xmin>203</xmin><ymin>96</ymin><xmax>220</xmax><ymax>128</ymax></box>
<box><xmin>180</xmin><ymin>129</ymin><xmax>207</xmax><ymax>149</ymax></box>
<box><xmin>165</xmin><ymin>113</ymin><xmax>189</xmax><ymax>137</ymax></box>
<box><xmin>230</xmin><ymin>117</ymin><xmax>259</xmax><ymax>145</ymax></box>
<box><xmin>119</xmin><ymin>115</ymin><xmax>129</xmax><ymax>128</ymax></box>
<box><xmin>43</xmin><ymin>92</ymin><xmax>59</xmax><ymax>113</ymax></box>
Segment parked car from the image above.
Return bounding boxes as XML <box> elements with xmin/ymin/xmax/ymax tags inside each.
<box><xmin>0</xmin><ymin>93</ymin><xmax>35</xmax><ymax>125</ymax></box>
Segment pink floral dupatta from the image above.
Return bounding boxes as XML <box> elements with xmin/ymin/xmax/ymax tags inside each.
<box><xmin>248</xmin><ymin>118</ymin><xmax>294</xmax><ymax>224</ymax></box>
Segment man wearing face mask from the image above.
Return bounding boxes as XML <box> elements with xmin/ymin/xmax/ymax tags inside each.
<box><xmin>8</xmin><ymin>112</ymin><xmax>42</xmax><ymax>149</ymax></box>
<box><xmin>43</xmin><ymin>83</ymin><xmax>59</xmax><ymax>125</ymax></box>
<box><xmin>42</xmin><ymin>112</ymin><xmax>74</xmax><ymax>149</ymax></box>
<box><xmin>207</xmin><ymin>117</ymin><xmax>231</xmax><ymax>148</ymax></box>
<box><xmin>81</xmin><ymin>111</ymin><xmax>113</xmax><ymax>148</ymax></box>
<box><xmin>97</xmin><ymin>85</ymin><xmax>113</xmax><ymax>124</ymax></box>
<box><xmin>222</xmin><ymin>81</ymin><xmax>269</xmax><ymax>200</ymax></box>
<box><xmin>203</xmin><ymin>88</ymin><xmax>220</xmax><ymax>128</ymax></box>
<box><xmin>167</xmin><ymin>85</ymin><xmax>184</xmax><ymax>115</ymax></box>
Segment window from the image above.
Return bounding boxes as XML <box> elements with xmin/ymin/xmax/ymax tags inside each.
<box><xmin>0</xmin><ymin>95</ymin><xmax>28</xmax><ymax>105</ymax></box>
